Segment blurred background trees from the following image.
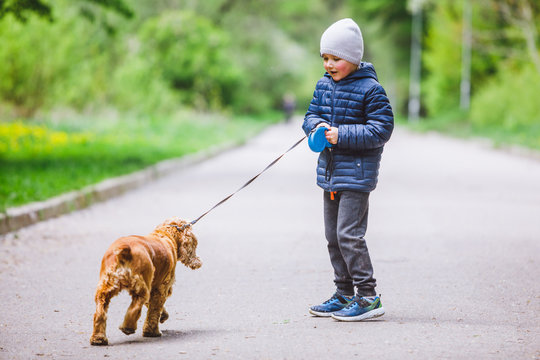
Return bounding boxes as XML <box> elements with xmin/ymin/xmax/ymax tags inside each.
<box><xmin>0</xmin><ymin>0</ymin><xmax>327</xmax><ymax>117</ymax></box>
<box><xmin>0</xmin><ymin>0</ymin><xmax>538</xmax><ymax>145</ymax></box>
<box><xmin>419</xmin><ymin>0</ymin><xmax>539</xmax><ymax>141</ymax></box>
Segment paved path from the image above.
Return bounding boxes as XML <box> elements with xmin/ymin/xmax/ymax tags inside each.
<box><xmin>1</xmin><ymin>119</ymin><xmax>539</xmax><ymax>359</ymax></box>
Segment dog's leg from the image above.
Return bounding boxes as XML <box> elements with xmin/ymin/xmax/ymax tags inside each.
<box><xmin>160</xmin><ymin>282</ymin><xmax>174</xmax><ymax>323</ymax></box>
<box><xmin>143</xmin><ymin>289</ymin><xmax>167</xmax><ymax>337</ymax></box>
<box><xmin>119</xmin><ymin>288</ymin><xmax>149</xmax><ymax>336</ymax></box>
<box><xmin>90</xmin><ymin>288</ymin><xmax>117</xmax><ymax>346</ymax></box>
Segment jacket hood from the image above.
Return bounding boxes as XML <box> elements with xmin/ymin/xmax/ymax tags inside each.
<box><xmin>324</xmin><ymin>62</ymin><xmax>378</xmax><ymax>82</ymax></box>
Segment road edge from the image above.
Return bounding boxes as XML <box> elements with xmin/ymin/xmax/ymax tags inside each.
<box><xmin>0</xmin><ymin>142</ymin><xmax>237</xmax><ymax>235</ymax></box>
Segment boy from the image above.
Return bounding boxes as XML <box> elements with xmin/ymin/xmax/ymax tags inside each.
<box><xmin>302</xmin><ymin>18</ymin><xmax>393</xmax><ymax>321</ymax></box>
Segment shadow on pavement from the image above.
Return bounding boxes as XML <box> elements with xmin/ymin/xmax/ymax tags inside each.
<box><xmin>108</xmin><ymin>328</ymin><xmax>226</xmax><ymax>346</ymax></box>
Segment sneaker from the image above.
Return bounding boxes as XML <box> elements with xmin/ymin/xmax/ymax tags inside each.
<box><xmin>309</xmin><ymin>293</ymin><xmax>354</xmax><ymax>317</ymax></box>
<box><xmin>331</xmin><ymin>295</ymin><xmax>385</xmax><ymax>321</ymax></box>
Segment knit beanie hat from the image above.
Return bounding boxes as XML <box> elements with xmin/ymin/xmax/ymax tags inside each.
<box><xmin>320</xmin><ymin>18</ymin><xmax>363</xmax><ymax>65</ymax></box>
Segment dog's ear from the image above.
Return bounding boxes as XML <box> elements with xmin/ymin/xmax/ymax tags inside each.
<box><xmin>175</xmin><ymin>231</ymin><xmax>185</xmax><ymax>260</ymax></box>
<box><xmin>177</xmin><ymin>232</ymin><xmax>202</xmax><ymax>269</ymax></box>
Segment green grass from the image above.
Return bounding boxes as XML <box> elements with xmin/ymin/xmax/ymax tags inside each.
<box><xmin>398</xmin><ymin>110</ymin><xmax>540</xmax><ymax>152</ymax></box>
<box><xmin>0</xmin><ymin>112</ymin><xmax>280</xmax><ymax>212</ymax></box>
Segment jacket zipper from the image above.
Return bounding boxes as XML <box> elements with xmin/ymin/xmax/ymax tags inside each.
<box><xmin>328</xmin><ymin>81</ymin><xmax>337</xmax><ymax>192</ymax></box>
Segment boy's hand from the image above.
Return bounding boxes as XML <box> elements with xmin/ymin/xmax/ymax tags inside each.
<box><xmin>316</xmin><ymin>123</ymin><xmax>330</xmax><ymax>130</ymax></box>
<box><xmin>325</xmin><ymin>127</ymin><xmax>338</xmax><ymax>145</ymax></box>
<box><xmin>315</xmin><ymin>123</ymin><xmax>338</xmax><ymax>145</ymax></box>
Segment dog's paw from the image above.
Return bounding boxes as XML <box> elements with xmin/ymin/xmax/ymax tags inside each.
<box><xmin>142</xmin><ymin>329</ymin><xmax>162</xmax><ymax>338</ymax></box>
<box><xmin>119</xmin><ymin>326</ymin><xmax>136</xmax><ymax>335</ymax></box>
<box><xmin>160</xmin><ymin>310</ymin><xmax>169</xmax><ymax>324</ymax></box>
<box><xmin>90</xmin><ymin>334</ymin><xmax>109</xmax><ymax>346</ymax></box>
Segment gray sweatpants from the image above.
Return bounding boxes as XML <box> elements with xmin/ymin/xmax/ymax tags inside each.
<box><xmin>323</xmin><ymin>191</ymin><xmax>377</xmax><ymax>297</ymax></box>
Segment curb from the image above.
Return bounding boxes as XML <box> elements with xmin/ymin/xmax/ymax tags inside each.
<box><xmin>0</xmin><ymin>143</ymin><xmax>236</xmax><ymax>235</ymax></box>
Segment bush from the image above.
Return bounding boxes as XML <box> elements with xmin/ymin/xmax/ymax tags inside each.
<box><xmin>220</xmin><ymin>16</ymin><xmax>312</xmax><ymax>114</ymax></box>
<box><xmin>111</xmin><ymin>54</ymin><xmax>180</xmax><ymax>115</ymax></box>
<box><xmin>0</xmin><ymin>15</ymin><xmax>55</xmax><ymax>116</ymax></box>
<box><xmin>0</xmin><ymin>4</ymin><xmax>127</xmax><ymax>116</ymax></box>
<box><xmin>421</xmin><ymin>2</ymin><xmax>461</xmax><ymax>115</ymax></box>
<box><xmin>137</xmin><ymin>11</ymin><xmax>242</xmax><ymax>111</ymax></box>
<box><xmin>470</xmin><ymin>64</ymin><xmax>540</xmax><ymax>132</ymax></box>
<box><xmin>0</xmin><ymin>1</ymin><xmax>340</xmax><ymax>118</ymax></box>
<box><xmin>422</xmin><ymin>1</ymin><xmax>501</xmax><ymax>117</ymax></box>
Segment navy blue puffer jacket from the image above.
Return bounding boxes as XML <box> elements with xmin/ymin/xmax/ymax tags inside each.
<box><xmin>302</xmin><ymin>62</ymin><xmax>394</xmax><ymax>192</ymax></box>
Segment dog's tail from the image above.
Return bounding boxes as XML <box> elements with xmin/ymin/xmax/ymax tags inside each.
<box><xmin>113</xmin><ymin>244</ymin><xmax>132</xmax><ymax>265</ymax></box>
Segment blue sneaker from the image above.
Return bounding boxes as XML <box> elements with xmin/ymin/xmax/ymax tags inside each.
<box><xmin>309</xmin><ymin>293</ymin><xmax>354</xmax><ymax>317</ymax></box>
<box><xmin>331</xmin><ymin>295</ymin><xmax>385</xmax><ymax>321</ymax></box>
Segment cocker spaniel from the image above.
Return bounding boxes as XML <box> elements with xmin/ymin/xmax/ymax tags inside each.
<box><xmin>90</xmin><ymin>217</ymin><xmax>201</xmax><ymax>346</ymax></box>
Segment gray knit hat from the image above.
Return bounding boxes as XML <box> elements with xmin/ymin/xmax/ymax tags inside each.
<box><xmin>320</xmin><ymin>18</ymin><xmax>363</xmax><ymax>65</ymax></box>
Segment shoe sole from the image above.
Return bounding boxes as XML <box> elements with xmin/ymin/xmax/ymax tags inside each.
<box><xmin>308</xmin><ymin>308</ymin><xmax>334</xmax><ymax>317</ymax></box>
<box><xmin>331</xmin><ymin>307</ymin><xmax>385</xmax><ymax>322</ymax></box>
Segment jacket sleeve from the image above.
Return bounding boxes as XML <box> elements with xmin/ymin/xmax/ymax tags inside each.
<box><xmin>302</xmin><ymin>83</ymin><xmax>329</xmax><ymax>136</ymax></box>
<box><xmin>337</xmin><ymin>84</ymin><xmax>394</xmax><ymax>150</ymax></box>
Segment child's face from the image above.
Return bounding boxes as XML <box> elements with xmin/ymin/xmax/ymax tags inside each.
<box><xmin>322</xmin><ymin>54</ymin><xmax>357</xmax><ymax>82</ymax></box>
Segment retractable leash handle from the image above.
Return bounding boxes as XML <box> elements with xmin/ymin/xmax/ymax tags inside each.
<box><xmin>170</xmin><ymin>134</ymin><xmax>308</xmax><ymax>233</ymax></box>
<box><xmin>308</xmin><ymin>126</ymin><xmax>333</xmax><ymax>152</ymax></box>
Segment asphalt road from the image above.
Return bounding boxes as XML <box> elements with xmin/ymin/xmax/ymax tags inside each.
<box><xmin>1</xmin><ymin>119</ymin><xmax>539</xmax><ymax>359</ymax></box>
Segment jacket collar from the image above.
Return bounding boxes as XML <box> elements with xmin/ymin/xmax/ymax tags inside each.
<box><xmin>324</xmin><ymin>62</ymin><xmax>378</xmax><ymax>83</ymax></box>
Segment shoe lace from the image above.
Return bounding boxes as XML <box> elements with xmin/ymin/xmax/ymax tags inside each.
<box><xmin>345</xmin><ymin>297</ymin><xmax>371</xmax><ymax>309</ymax></box>
<box><xmin>323</xmin><ymin>293</ymin><xmax>340</xmax><ymax>304</ymax></box>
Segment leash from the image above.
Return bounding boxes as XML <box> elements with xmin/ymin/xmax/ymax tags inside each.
<box><xmin>170</xmin><ymin>134</ymin><xmax>308</xmax><ymax>233</ymax></box>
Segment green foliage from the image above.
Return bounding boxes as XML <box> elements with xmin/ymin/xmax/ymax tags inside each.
<box><xmin>110</xmin><ymin>55</ymin><xmax>180</xmax><ymax>115</ymax></box>
<box><xmin>0</xmin><ymin>0</ymin><xmax>52</xmax><ymax>21</ymax></box>
<box><xmin>418</xmin><ymin>0</ymin><xmax>540</xmax><ymax>152</ymax></box>
<box><xmin>221</xmin><ymin>15</ymin><xmax>312</xmax><ymax>113</ymax></box>
<box><xmin>82</xmin><ymin>0</ymin><xmax>133</xmax><ymax>19</ymax></box>
<box><xmin>422</xmin><ymin>1</ymin><xmax>463</xmax><ymax>115</ymax></box>
<box><xmin>138</xmin><ymin>11</ymin><xmax>241</xmax><ymax>110</ymax></box>
<box><xmin>470</xmin><ymin>64</ymin><xmax>540</xmax><ymax>133</ymax></box>
<box><xmin>0</xmin><ymin>15</ymin><xmax>52</xmax><ymax>115</ymax></box>
<box><xmin>421</xmin><ymin>0</ymin><xmax>539</xmax><ymax>121</ymax></box>
<box><xmin>348</xmin><ymin>0</ymin><xmax>410</xmax><ymax>29</ymax></box>
<box><xmin>0</xmin><ymin>0</ymin><xmax>133</xmax><ymax>22</ymax></box>
<box><xmin>161</xmin><ymin>0</ymin><xmax>332</xmax><ymax>113</ymax></box>
<box><xmin>0</xmin><ymin>2</ymin><xmax>130</xmax><ymax>116</ymax></box>
<box><xmin>0</xmin><ymin>0</ymin><xmax>335</xmax><ymax>117</ymax></box>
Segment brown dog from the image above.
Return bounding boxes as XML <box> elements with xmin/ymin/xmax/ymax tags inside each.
<box><xmin>90</xmin><ymin>217</ymin><xmax>201</xmax><ymax>346</ymax></box>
